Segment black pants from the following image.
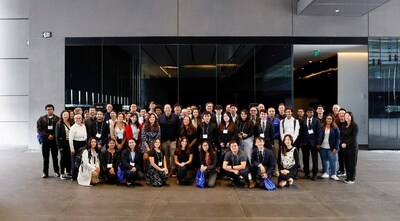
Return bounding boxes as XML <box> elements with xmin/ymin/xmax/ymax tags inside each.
<box><xmin>303</xmin><ymin>144</ymin><xmax>318</xmax><ymax>176</ymax></box>
<box><xmin>125</xmin><ymin>170</ymin><xmax>145</xmax><ymax>183</ymax></box>
<box><xmin>278</xmin><ymin>166</ymin><xmax>297</xmax><ymax>182</ymax></box>
<box><xmin>42</xmin><ymin>139</ymin><xmax>59</xmax><ymax>175</ymax></box>
<box><xmin>338</xmin><ymin>147</ymin><xmax>345</xmax><ymax>172</ymax></box>
<box><xmin>343</xmin><ymin>146</ymin><xmax>358</xmax><ymax>181</ymax></box>
<box><xmin>72</xmin><ymin>140</ymin><xmax>86</xmax><ymax>180</ymax></box>
<box><xmin>60</xmin><ymin>141</ymin><xmax>71</xmax><ymax>175</ymax></box>
<box><xmin>249</xmin><ymin>164</ymin><xmax>272</xmax><ymax>182</ymax></box>
<box><xmin>177</xmin><ymin>166</ymin><xmax>193</xmax><ymax>182</ymax></box>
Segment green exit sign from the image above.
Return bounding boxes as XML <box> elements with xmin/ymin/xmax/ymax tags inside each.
<box><xmin>314</xmin><ymin>50</ymin><xmax>319</xmax><ymax>56</ymax></box>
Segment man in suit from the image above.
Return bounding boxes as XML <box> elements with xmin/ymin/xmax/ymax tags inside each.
<box><xmin>302</xmin><ymin>107</ymin><xmax>323</xmax><ymax>181</ymax></box>
<box><xmin>249</xmin><ymin>137</ymin><xmax>275</xmax><ymax>188</ymax></box>
<box><xmin>211</xmin><ymin>105</ymin><xmax>223</xmax><ymax>127</ymax></box>
<box><xmin>254</xmin><ymin>109</ymin><xmax>274</xmax><ymax>150</ymax></box>
<box><xmin>198</xmin><ymin>111</ymin><xmax>218</xmax><ymax>150</ymax></box>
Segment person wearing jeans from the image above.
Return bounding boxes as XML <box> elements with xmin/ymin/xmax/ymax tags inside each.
<box><xmin>319</xmin><ymin>114</ymin><xmax>340</xmax><ymax>181</ymax></box>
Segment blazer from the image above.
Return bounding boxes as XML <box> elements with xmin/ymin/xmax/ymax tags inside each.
<box><xmin>321</xmin><ymin>126</ymin><xmax>340</xmax><ymax>151</ymax></box>
<box><xmin>340</xmin><ymin>123</ymin><xmax>359</xmax><ymax>148</ymax></box>
<box><xmin>55</xmin><ymin>121</ymin><xmax>70</xmax><ymax>149</ymax></box>
<box><xmin>302</xmin><ymin>117</ymin><xmax>323</xmax><ymax>147</ymax></box>
<box><xmin>253</xmin><ymin>120</ymin><xmax>274</xmax><ymax>148</ymax></box>
<box><xmin>198</xmin><ymin>121</ymin><xmax>218</xmax><ymax>146</ymax></box>
<box><xmin>251</xmin><ymin>148</ymin><xmax>275</xmax><ymax>176</ymax></box>
<box><xmin>120</xmin><ymin>149</ymin><xmax>143</xmax><ymax>172</ymax></box>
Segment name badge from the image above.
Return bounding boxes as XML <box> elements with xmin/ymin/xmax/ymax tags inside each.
<box><xmin>158</xmin><ymin>161</ymin><xmax>162</xmax><ymax>167</ymax></box>
<box><xmin>308</xmin><ymin>129</ymin><xmax>314</xmax><ymax>134</ymax></box>
<box><xmin>130</xmin><ymin>162</ymin><xmax>135</xmax><ymax>167</ymax></box>
<box><xmin>260</xmin><ymin>134</ymin><xmax>265</xmax><ymax>138</ymax></box>
<box><xmin>107</xmin><ymin>163</ymin><xmax>112</xmax><ymax>168</ymax></box>
<box><xmin>203</xmin><ymin>134</ymin><xmax>208</xmax><ymax>139</ymax></box>
<box><xmin>48</xmin><ymin>125</ymin><xmax>53</xmax><ymax>130</ymax></box>
<box><xmin>96</xmin><ymin>133</ymin><xmax>101</xmax><ymax>138</ymax></box>
<box><xmin>223</xmin><ymin>129</ymin><xmax>228</xmax><ymax>134</ymax></box>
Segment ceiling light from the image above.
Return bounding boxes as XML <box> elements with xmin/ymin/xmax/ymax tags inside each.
<box><xmin>309</xmin><ymin>60</ymin><xmax>312</xmax><ymax>63</ymax></box>
<box><xmin>335</xmin><ymin>9</ymin><xmax>340</xmax><ymax>13</ymax></box>
<box><xmin>303</xmin><ymin>68</ymin><xmax>338</xmax><ymax>79</ymax></box>
<box><xmin>301</xmin><ymin>68</ymin><xmax>304</xmax><ymax>70</ymax></box>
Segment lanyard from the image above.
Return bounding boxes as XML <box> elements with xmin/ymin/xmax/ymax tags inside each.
<box><xmin>202</xmin><ymin>123</ymin><xmax>210</xmax><ymax>134</ymax></box>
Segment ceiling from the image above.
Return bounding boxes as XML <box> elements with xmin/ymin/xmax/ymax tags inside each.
<box><xmin>293</xmin><ymin>44</ymin><xmax>367</xmax><ymax>68</ymax></box>
<box><xmin>297</xmin><ymin>0</ymin><xmax>391</xmax><ymax>16</ymax></box>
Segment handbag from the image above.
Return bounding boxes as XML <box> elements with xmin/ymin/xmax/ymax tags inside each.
<box><xmin>195</xmin><ymin>169</ymin><xmax>205</xmax><ymax>189</ymax></box>
<box><xmin>117</xmin><ymin>164</ymin><xmax>125</xmax><ymax>184</ymax></box>
<box><xmin>263</xmin><ymin>178</ymin><xmax>276</xmax><ymax>191</ymax></box>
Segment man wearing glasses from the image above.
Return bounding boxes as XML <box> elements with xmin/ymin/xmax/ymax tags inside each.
<box><xmin>37</xmin><ymin>104</ymin><xmax>60</xmax><ymax>178</ymax></box>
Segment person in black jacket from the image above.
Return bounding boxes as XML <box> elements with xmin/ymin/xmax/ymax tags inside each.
<box><xmin>198</xmin><ymin>111</ymin><xmax>218</xmax><ymax>150</ymax></box>
<box><xmin>55</xmin><ymin>110</ymin><xmax>72</xmax><ymax>180</ymax></box>
<box><xmin>199</xmin><ymin>141</ymin><xmax>218</xmax><ymax>188</ymax></box>
<box><xmin>100</xmin><ymin>139</ymin><xmax>120</xmax><ymax>184</ymax></box>
<box><xmin>237</xmin><ymin>109</ymin><xmax>254</xmax><ymax>162</ymax></box>
<box><xmin>121</xmin><ymin>138</ymin><xmax>144</xmax><ymax>186</ymax></box>
<box><xmin>89</xmin><ymin>111</ymin><xmax>109</xmax><ymax>152</ymax></box>
<box><xmin>37</xmin><ymin>104</ymin><xmax>60</xmax><ymax>178</ymax></box>
<box><xmin>249</xmin><ymin>137</ymin><xmax>275</xmax><ymax>189</ymax></box>
<box><xmin>340</xmin><ymin>112</ymin><xmax>359</xmax><ymax>184</ymax></box>
<box><xmin>253</xmin><ymin>109</ymin><xmax>274</xmax><ymax>149</ymax></box>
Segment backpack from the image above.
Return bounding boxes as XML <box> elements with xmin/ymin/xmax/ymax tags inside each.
<box><xmin>281</xmin><ymin>118</ymin><xmax>297</xmax><ymax>134</ymax></box>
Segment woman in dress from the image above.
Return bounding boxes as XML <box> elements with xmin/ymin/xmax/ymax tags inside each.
<box><xmin>146</xmin><ymin>138</ymin><xmax>169</xmax><ymax>187</ymax></box>
<box><xmin>140</xmin><ymin>113</ymin><xmax>161</xmax><ymax>172</ymax></box>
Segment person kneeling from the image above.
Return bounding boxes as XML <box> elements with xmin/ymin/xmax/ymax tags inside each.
<box><xmin>121</xmin><ymin>138</ymin><xmax>144</xmax><ymax>186</ymax></box>
<box><xmin>223</xmin><ymin>141</ymin><xmax>250</xmax><ymax>188</ymax></box>
<box><xmin>277</xmin><ymin>134</ymin><xmax>299</xmax><ymax>188</ymax></box>
<box><xmin>250</xmin><ymin>137</ymin><xmax>275</xmax><ymax>189</ymax></box>
<box><xmin>78</xmin><ymin>138</ymin><xmax>100</xmax><ymax>187</ymax></box>
<box><xmin>174</xmin><ymin>137</ymin><xmax>193</xmax><ymax>185</ymax></box>
<box><xmin>146</xmin><ymin>138</ymin><xmax>169</xmax><ymax>187</ymax></box>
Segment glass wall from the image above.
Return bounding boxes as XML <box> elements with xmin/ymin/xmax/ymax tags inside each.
<box><xmin>369</xmin><ymin>37</ymin><xmax>400</xmax><ymax>149</ymax></box>
<box><xmin>65</xmin><ymin>38</ymin><xmax>293</xmax><ymax>111</ymax></box>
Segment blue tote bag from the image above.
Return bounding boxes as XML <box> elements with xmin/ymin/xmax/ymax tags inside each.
<box><xmin>195</xmin><ymin>169</ymin><xmax>205</xmax><ymax>189</ymax></box>
<box><xmin>263</xmin><ymin>178</ymin><xmax>276</xmax><ymax>191</ymax></box>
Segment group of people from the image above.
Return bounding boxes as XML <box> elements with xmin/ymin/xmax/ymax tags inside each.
<box><xmin>37</xmin><ymin>101</ymin><xmax>358</xmax><ymax>188</ymax></box>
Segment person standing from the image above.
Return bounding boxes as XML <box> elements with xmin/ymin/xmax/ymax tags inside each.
<box><xmin>267</xmin><ymin>107</ymin><xmax>281</xmax><ymax>177</ymax></box>
<box><xmin>69</xmin><ymin>114</ymin><xmax>87</xmax><ymax>180</ymax></box>
<box><xmin>254</xmin><ymin>109</ymin><xmax>274</xmax><ymax>150</ymax></box>
<box><xmin>340</xmin><ymin>112</ymin><xmax>359</xmax><ymax>184</ymax></box>
<box><xmin>337</xmin><ymin>108</ymin><xmax>347</xmax><ymax>177</ymax></box>
<box><xmin>158</xmin><ymin>104</ymin><xmax>180</xmax><ymax>176</ymax></box>
<box><xmin>279</xmin><ymin>108</ymin><xmax>300</xmax><ymax>146</ymax></box>
<box><xmin>302</xmin><ymin>108</ymin><xmax>323</xmax><ymax>181</ymax></box>
<box><xmin>319</xmin><ymin>114</ymin><xmax>340</xmax><ymax>181</ymax></box>
<box><xmin>37</xmin><ymin>104</ymin><xmax>60</xmax><ymax>178</ymax></box>
<box><xmin>316</xmin><ymin>104</ymin><xmax>325</xmax><ymax>123</ymax></box>
<box><xmin>55</xmin><ymin>110</ymin><xmax>72</xmax><ymax>179</ymax></box>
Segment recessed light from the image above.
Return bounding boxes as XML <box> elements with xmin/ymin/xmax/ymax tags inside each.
<box><xmin>320</xmin><ymin>61</ymin><xmax>323</xmax><ymax>63</ymax></box>
<box><xmin>309</xmin><ymin>60</ymin><xmax>312</xmax><ymax>63</ymax></box>
<box><xmin>335</xmin><ymin>9</ymin><xmax>340</xmax><ymax>13</ymax></box>
<box><xmin>301</xmin><ymin>68</ymin><xmax>304</xmax><ymax>70</ymax></box>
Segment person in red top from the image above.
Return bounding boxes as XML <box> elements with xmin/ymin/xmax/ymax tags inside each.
<box><xmin>125</xmin><ymin>112</ymin><xmax>142</xmax><ymax>144</ymax></box>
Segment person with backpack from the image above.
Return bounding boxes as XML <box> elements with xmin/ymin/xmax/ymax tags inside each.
<box><xmin>279</xmin><ymin>107</ymin><xmax>300</xmax><ymax>146</ymax></box>
<box><xmin>77</xmin><ymin>137</ymin><xmax>100</xmax><ymax>186</ymax></box>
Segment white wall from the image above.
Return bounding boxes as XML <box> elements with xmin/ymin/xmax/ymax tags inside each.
<box><xmin>0</xmin><ymin>0</ymin><xmax>29</xmax><ymax>146</ymax></box>
<box><xmin>338</xmin><ymin>53</ymin><xmax>369</xmax><ymax>145</ymax></box>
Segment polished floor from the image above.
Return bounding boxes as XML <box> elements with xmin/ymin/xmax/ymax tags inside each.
<box><xmin>1</xmin><ymin>146</ymin><xmax>400</xmax><ymax>221</ymax></box>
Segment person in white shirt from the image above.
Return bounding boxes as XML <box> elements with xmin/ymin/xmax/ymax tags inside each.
<box><xmin>279</xmin><ymin>108</ymin><xmax>300</xmax><ymax>145</ymax></box>
<box><xmin>69</xmin><ymin>114</ymin><xmax>87</xmax><ymax>180</ymax></box>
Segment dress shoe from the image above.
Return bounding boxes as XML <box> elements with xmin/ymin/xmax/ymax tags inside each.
<box><xmin>249</xmin><ymin>181</ymin><xmax>256</xmax><ymax>189</ymax></box>
<box><xmin>312</xmin><ymin>176</ymin><xmax>317</xmax><ymax>181</ymax></box>
<box><xmin>302</xmin><ymin>174</ymin><xmax>310</xmax><ymax>179</ymax></box>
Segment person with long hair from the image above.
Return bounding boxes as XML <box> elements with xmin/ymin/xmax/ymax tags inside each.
<box><xmin>277</xmin><ymin>134</ymin><xmax>299</xmax><ymax>188</ymax></box>
<box><xmin>125</xmin><ymin>112</ymin><xmax>142</xmax><ymax>144</ymax></box>
<box><xmin>146</xmin><ymin>138</ymin><xmax>169</xmax><ymax>187</ymax></box>
<box><xmin>121</xmin><ymin>138</ymin><xmax>144</xmax><ymax>186</ymax></box>
<box><xmin>199</xmin><ymin>141</ymin><xmax>218</xmax><ymax>188</ymax></box>
<box><xmin>319</xmin><ymin>114</ymin><xmax>340</xmax><ymax>181</ymax></box>
<box><xmin>340</xmin><ymin>112</ymin><xmax>359</xmax><ymax>184</ymax></box>
<box><xmin>100</xmin><ymin>139</ymin><xmax>120</xmax><ymax>184</ymax></box>
<box><xmin>140</xmin><ymin>113</ymin><xmax>161</xmax><ymax>172</ymax></box>
<box><xmin>237</xmin><ymin>109</ymin><xmax>254</xmax><ymax>162</ymax></box>
<box><xmin>77</xmin><ymin>137</ymin><xmax>100</xmax><ymax>186</ymax></box>
<box><xmin>174</xmin><ymin>137</ymin><xmax>193</xmax><ymax>185</ymax></box>
<box><xmin>55</xmin><ymin>110</ymin><xmax>72</xmax><ymax>180</ymax></box>
<box><xmin>191</xmin><ymin>108</ymin><xmax>202</xmax><ymax>129</ymax></box>
<box><xmin>179</xmin><ymin>116</ymin><xmax>198</xmax><ymax>168</ymax></box>
<box><xmin>218</xmin><ymin>111</ymin><xmax>238</xmax><ymax>177</ymax></box>
<box><xmin>110</xmin><ymin>112</ymin><xmax>127</xmax><ymax>151</ymax></box>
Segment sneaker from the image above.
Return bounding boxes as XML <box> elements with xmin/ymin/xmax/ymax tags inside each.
<box><xmin>60</xmin><ymin>174</ymin><xmax>67</xmax><ymax>180</ymax></box>
<box><xmin>54</xmin><ymin>173</ymin><xmax>60</xmax><ymax>177</ymax></box>
<box><xmin>321</xmin><ymin>173</ymin><xmax>329</xmax><ymax>179</ymax></box>
<box><xmin>337</xmin><ymin>172</ymin><xmax>346</xmax><ymax>177</ymax></box>
<box><xmin>42</xmin><ymin>173</ymin><xmax>48</xmax><ymax>179</ymax></box>
<box><xmin>344</xmin><ymin>179</ymin><xmax>355</xmax><ymax>184</ymax></box>
<box><xmin>66</xmin><ymin>173</ymin><xmax>72</xmax><ymax>178</ymax></box>
<box><xmin>330</xmin><ymin>175</ymin><xmax>339</xmax><ymax>181</ymax></box>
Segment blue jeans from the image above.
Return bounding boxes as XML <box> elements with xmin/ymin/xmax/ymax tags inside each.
<box><xmin>319</xmin><ymin>148</ymin><xmax>337</xmax><ymax>175</ymax></box>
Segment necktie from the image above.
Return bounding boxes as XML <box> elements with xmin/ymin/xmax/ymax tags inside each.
<box><xmin>262</xmin><ymin>121</ymin><xmax>265</xmax><ymax>131</ymax></box>
<box><xmin>258</xmin><ymin>150</ymin><xmax>263</xmax><ymax>162</ymax></box>
<box><xmin>308</xmin><ymin>119</ymin><xmax>311</xmax><ymax>129</ymax></box>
